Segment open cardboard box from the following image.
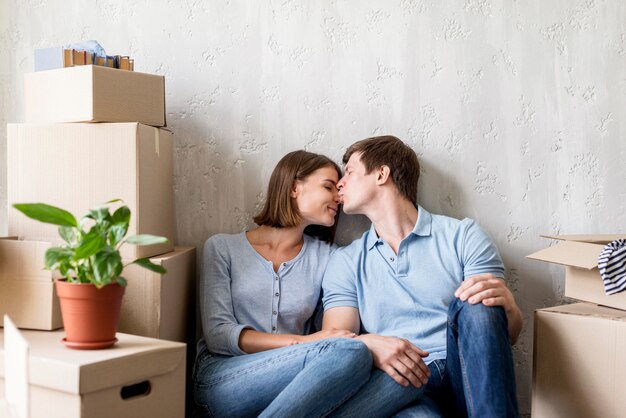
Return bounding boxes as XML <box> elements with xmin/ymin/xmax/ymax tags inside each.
<box><xmin>0</xmin><ymin>238</ymin><xmax>195</xmax><ymax>342</ymax></box>
<box><xmin>533</xmin><ymin>302</ymin><xmax>626</xmax><ymax>418</ymax></box>
<box><xmin>0</xmin><ymin>329</ymin><xmax>186</xmax><ymax>418</ymax></box>
<box><xmin>527</xmin><ymin>234</ymin><xmax>626</xmax><ymax>310</ymax></box>
<box><xmin>24</xmin><ymin>65</ymin><xmax>166</xmax><ymax>127</ymax></box>
<box><xmin>7</xmin><ymin>123</ymin><xmax>175</xmax><ymax>259</ymax></box>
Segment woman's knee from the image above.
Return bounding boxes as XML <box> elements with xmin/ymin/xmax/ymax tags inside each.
<box><xmin>328</xmin><ymin>338</ymin><xmax>373</xmax><ymax>370</ymax></box>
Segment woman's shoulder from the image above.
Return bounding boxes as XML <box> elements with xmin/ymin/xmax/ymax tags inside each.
<box><xmin>204</xmin><ymin>232</ymin><xmax>247</xmax><ymax>253</ymax></box>
<box><xmin>303</xmin><ymin>235</ymin><xmax>337</xmax><ymax>258</ymax></box>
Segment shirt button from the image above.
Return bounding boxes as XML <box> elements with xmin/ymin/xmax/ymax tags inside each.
<box><xmin>390</xmin><ymin>257</ymin><xmax>395</xmax><ymax>261</ymax></box>
<box><xmin>273</xmin><ymin>311</ymin><xmax>277</xmax><ymax>315</ymax></box>
<box><xmin>282</xmin><ymin>263</ymin><xmax>287</xmax><ymax>266</ymax></box>
<box><xmin>275</xmin><ymin>293</ymin><xmax>279</xmax><ymax>297</ymax></box>
<box><xmin>272</xmin><ymin>327</ymin><xmax>276</xmax><ymax>331</ymax></box>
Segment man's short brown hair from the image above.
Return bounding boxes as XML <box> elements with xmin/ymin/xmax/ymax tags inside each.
<box><xmin>343</xmin><ymin>135</ymin><xmax>420</xmax><ymax>205</ymax></box>
<box><xmin>254</xmin><ymin>150</ymin><xmax>341</xmax><ymax>242</ymax></box>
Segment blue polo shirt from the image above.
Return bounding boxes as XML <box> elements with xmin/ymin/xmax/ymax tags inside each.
<box><xmin>322</xmin><ymin>206</ymin><xmax>504</xmax><ymax>363</ymax></box>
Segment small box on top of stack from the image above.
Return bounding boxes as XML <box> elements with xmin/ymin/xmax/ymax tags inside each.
<box><xmin>1</xmin><ymin>45</ymin><xmax>195</xmax><ymax>348</ymax></box>
<box><xmin>527</xmin><ymin>234</ymin><xmax>626</xmax><ymax>418</ymax></box>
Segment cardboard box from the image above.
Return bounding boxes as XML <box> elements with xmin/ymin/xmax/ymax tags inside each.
<box><xmin>119</xmin><ymin>247</ymin><xmax>196</xmax><ymax>342</ymax></box>
<box><xmin>527</xmin><ymin>234</ymin><xmax>626</xmax><ymax>310</ymax></box>
<box><xmin>0</xmin><ymin>330</ymin><xmax>186</xmax><ymax>418</ymax></box>
<box><xmin>0</xmin><ymin>237</ymin><xmax>62</xmax><ymax>331</ymax></box>
<box><xmin>24</xmin><ymin>65</ymin><xmax>165</xmax><ymax>126</ymax></box>
<box><xmin>7</xmin><ymin>123</ymin><xmax>174</xmax><ymax>259</ymax></box>
<box><xmin>533</xmin><ymin>302</ymin><xmax>626</xmax><ymax>418</ymax></box>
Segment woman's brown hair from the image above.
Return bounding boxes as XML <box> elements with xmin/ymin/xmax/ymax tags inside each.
<box><xmin>253</xmin><ymin>150</ymin><xmax>341</xmax><ymax>242</ymax></box>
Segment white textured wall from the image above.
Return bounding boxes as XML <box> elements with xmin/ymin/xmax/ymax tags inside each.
<box><xmin>2</xmin><ymin>1</ymin><xmax>625</xmax><ymax>413</ymax></box>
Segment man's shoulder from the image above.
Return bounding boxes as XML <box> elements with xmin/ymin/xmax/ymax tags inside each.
<box><xmin>332</xmin><ymin>229</ymin><xmax>370</xmax><ymax>257</ymax></box>
<box><xmin>429</xmin><ymin>211</ymin><xmax>478</xmax><ymax>235</ymax></box>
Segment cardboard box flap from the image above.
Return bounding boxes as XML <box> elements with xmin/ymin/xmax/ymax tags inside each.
<box><xmin>541</xmin><ymin>234</ymin><xmax>626</xmax><ymax>245</ymax></box>
<box><xmin>25</xmin><ymin>333</ymin><xmax>186</xmax><ymax>395</ymax></box>
<box><xmin>541</xmin><ymin>302</ymin><xmax>626</xmax><ymax>320</ymax></box>
<box><xmin>526</xmin><ymin>241</ymin><xmax>604</xmax><ymax>270</ymax></box>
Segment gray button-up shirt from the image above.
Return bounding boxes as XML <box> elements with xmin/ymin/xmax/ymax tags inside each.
<box><xmin>199</xmin><ymin>232</ymin><xmax>335</xmax><ymax>356</ymax></box>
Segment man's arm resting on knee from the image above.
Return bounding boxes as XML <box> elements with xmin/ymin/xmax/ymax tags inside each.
<box><xmin>454</xmin><ymin>273</ymin><xmax>523</xmax><ymax>344</ymax></box>
<box><xmin>323</xmin><ymin>307</ymin><xmax>431</xmax><ymax>388</ymax></box>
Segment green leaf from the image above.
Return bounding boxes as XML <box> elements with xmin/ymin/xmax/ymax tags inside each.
<box><xmin>108</xmin><ymin>224</ymin><xmax>127</xmax><ymax>247</ymax></box>
<box><xmin>116</xmin><ymin>276</ymin><xmax>127</xmax><ymax>287</ymax></box>
<box><xmin>87</xmin><ymin>206</ymin><xmax>112</xmax><ymax>223</ymax></box>
<box><xmin>44</xmin><ymin>247</ymin><xmax>73</xmax><ymax>270</ymax></box>
<box><xmin>58</xmin><ymin>226</ymin><xmax>78</xmax><ymax>245</ymax></box>
<box><xmin>111</xmin><ymin>205</ymin><xmax>131</xmax><ymax>226</ymax></box>
<box><xmin>92</xmin><ymin>248</ymin><xmax>123</xmax><ymax>288</ymax></box>
<box><xmin>73</xmin><ymin>230</ymin><xmax>105</xmax><ymax>260</ymax></box>
<box><xmin>12</xmin><ymin>203</ymin><xmax>77</xmax><ymax>227</ymax></box>
<box><xmin>125</xmin><ymin>234</ymin><xmax>169</xmax><ymax>246</ymax></box>
<box><xmin>132</xmin><ymin>258</ymin><xmax>167</xmax><ymax>274</ymax></box>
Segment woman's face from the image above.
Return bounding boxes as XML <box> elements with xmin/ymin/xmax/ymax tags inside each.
<box><xmin>292</xmin><ymin>166</ymin><xmax>340</xmax><ymax>227</ymax></box>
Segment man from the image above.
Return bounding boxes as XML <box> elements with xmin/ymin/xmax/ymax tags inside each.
<box><xmin>322</xmin><ymin>135</ymin><xmax>521</xmax><ymax>417</ymax></box>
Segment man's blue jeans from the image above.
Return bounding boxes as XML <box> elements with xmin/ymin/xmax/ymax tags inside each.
<box><xmin>193</xmin><ymin>337</ymin><xmax>372</xmax><ymax>417</ymax></box>
<box><xmin>330</xmin><ymin>299</ymin><xmax>520</xmax><ymax>417</ymax></box>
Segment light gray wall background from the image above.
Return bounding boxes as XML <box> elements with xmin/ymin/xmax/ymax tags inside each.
<box><xmin>1</xmin><ymin>0</ymin><xmax>625</xmax><ymax>414</ymax></box>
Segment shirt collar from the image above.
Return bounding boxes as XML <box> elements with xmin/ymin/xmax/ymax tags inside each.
<box><xmin>412</xmin><ymin>205</ymin><xmax>433</xmax><ymax>237</ymax></box>
<box><xmin>366</xmin><ymin>205</ymin><xmax>432</xmax><ymax>251</ymax></box>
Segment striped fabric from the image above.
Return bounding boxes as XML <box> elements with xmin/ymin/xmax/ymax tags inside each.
<box><xmin>599</xmin><ymin>239</ymin><xmax>626</xmax><ymax>295</ymax></box>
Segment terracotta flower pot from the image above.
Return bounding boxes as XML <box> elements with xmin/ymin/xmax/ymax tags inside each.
<box><xmin>55</xmin><ymin>279</ymin><xmax>125</xmax><ymax>349</ymax></box>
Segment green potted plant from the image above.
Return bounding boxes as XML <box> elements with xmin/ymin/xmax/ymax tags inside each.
<box><xmin>13</xmin><ymin>199</ymin><xmax>169</xmax><ymax>349</ymax></box>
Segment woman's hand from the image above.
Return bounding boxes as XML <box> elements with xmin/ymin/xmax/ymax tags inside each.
<box><xmin>290</xmin><ymin>328</ymin><xmax>357</xmax><ymax>345</ymax></box>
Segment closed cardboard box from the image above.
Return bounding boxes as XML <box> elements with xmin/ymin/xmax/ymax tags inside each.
<box><xmin>527</xmin><ymin>234</ymin><xmax>626</xmax><ymax>310</ymax></box>
<box><xmin>119</xmin><ymin>247</ymin><xmax>196</xmax><ymax>342</ymax></box>
<box><xmin>7</xmin><ymin>123</ymin><xmax>174</xmax><ymax>259</ymax></box>
<box><xmin>25</xmin><ymin>65</ymin><xmax>165</xmax><ymax>127</ymax></box>
<box><xmin>533</xmin><ymin>303</ymin><xmax>626</xmax><ymax>418</ymax></box>
<box><xmin>0</xmin><ymin>237</ymin><xmax>62</xmax><ymax>331</ymax></box>
<box><xmin>0</xmin><ymin>330</ymin><xmax>186</xmax><ymax>418</ymax></box>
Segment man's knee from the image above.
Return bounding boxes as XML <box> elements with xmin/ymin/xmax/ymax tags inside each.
<box><xmin>449</xmin><ymin>299</ymin><xmax>508</xmax><ymax>332</ymax></box>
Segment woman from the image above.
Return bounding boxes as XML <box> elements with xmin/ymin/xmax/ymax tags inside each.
<box><xmin>193</xmin><ymin>150</ymin><xmax>372</xmax><ymax>418</ymax></box>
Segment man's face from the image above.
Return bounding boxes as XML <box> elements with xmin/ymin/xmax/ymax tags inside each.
<box><xmin>337</xmin><ymin>152</ymin><xmax>378</xmax><ymax>215</ymax></box>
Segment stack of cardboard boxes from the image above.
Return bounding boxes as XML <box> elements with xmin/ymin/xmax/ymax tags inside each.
<box><xmin>528</xmin><ymin>234</ymin><xmax>626</xmax><ymax>418</ymax></box>
<box><xmin>0</xmin><ymin>64</ymin><xmax>196</xmax><ymax>417</ymax></box>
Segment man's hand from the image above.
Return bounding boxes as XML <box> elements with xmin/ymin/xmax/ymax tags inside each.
<box><xmin>357</xmin><ymin>334</ymin><xmax>430</xmax><ymax>388</ymax></box>
<box><xmin>454</xmin><ymin>273</ymin><xmax>515</xmax><ymax>310</ymax></box>
<box><xmin>454</xmin><ymin>273</ymin><xmax>523</xmax><ymax>344</ymax></box>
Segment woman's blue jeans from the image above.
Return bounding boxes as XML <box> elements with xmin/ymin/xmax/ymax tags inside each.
<box><xmin>330</xmin><ymin>299</ymin><xmax>520</xmax><ymax>418</ymax></box>
<box><xmin>193</xmin><ymin>337</ymin><xmax>372</xmax><ymax>418</ymax></box>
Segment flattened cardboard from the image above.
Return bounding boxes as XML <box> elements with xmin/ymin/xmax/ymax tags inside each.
<box><xmin>527</xmin><ymin>234</ymin><xmax>626</xmax><ymax>310</ymax></box>
<box><xmin>24</xmin><ymin>65</ymin><xmax>165</xmax><ymax>127</ymax></box>
<box><xmin>7</xmin><ymin>123</ymin><xmax>174</xmax><ymax>259</ymax></box>
<box><xmin>119</xmin><ymin>247</ymin><xmax>196</xmax><ymax>342</ymax></box>
<box><xmin>0</xmin><ymin>238</ymin><xmax>62</xmax><ymax>331</ymax></box>
<box><xmin>533</xmin><ymin>302</ymin><xmax>626</xmax><ymax>418</ymax></box>
<box><xmin>0</xmin><ymin>330</ymin><xmax>186</xmax><ymax>418</ymax></box>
